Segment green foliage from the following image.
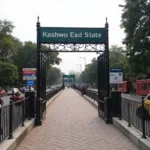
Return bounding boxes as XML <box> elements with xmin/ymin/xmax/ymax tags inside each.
<box><xmin>0</xmin><ymin>60</ymin><xmax>18</xmax><ymax>86</ymax></box>
<box><xmin>109</xmin><ymin>45</ymin><xmax>130</xmax><ymax>80</ymax></box>
<box><xmin>47</xmin><ymin>67</ymin><xmax>62</xmax><ymax>85</ymax></box>
<box><xmin>79</xmin><ymin>45</ymin><xmax>130</xmax><ymax>84</ymax></box>
<box><xmin>0</xmin><ymin>20</ymin><xmax>21</xmax><ymax>59</ymax></box>
<box><xmin>121</xmin><ymin>0</ymin><xmax>150</xmax><ymax>77</ymax></box>
<box><xmin>0</xmin><ymin>19</ymin><xmax>62</xmax><ymax>86</ymax></box>
<box><xmin>80</xmin><ymin>58</ymin><xmax>97</xmax><ymax>84</ymax></box>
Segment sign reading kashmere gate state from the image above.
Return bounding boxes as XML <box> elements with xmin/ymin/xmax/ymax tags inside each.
<box><xmin>40</xmin><ymin>27</ymin><xmax>105</xmax><ymax>43</ymax></box>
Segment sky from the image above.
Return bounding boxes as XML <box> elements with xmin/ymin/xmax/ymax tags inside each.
<box><xmin>0</xmin><ymin>0</ymin><xmax>125</xmax><ymax>74</ymax></box>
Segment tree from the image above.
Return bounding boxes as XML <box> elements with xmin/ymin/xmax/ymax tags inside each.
<box><xmin>121</xmin><ymin>0</ymin><xmax>150</xmax><ymax>77</ymax></box>
<box><xmin>0</xmin><ymin>20</ymin><xmax>21</xmax><ymax>59</ymax></box>
<box><xmin>79</xmin><ymin>45</ymin><xmax>130</xmax><ymax>85</ymax></box>
<box><xmin>109</xmin><ymin>45</ymin><xmax>130</xmax><ymax>80</ymax></box>
<box><xmin>47</xmin><ymin>67</ymin><xmax>62</xmax><ymax>85</ymax></box>
<box><xmin>0</xmin><ymin>60</ymin><xmax>18</xmax><ymax>86</ymax></box>
<box><xmin>80</xmin><ymin>58</ymin><xmax>98</xmax><ymax>85</ymax></box>
<box><xmin>14</xmin><ymin>41</ymin><xmax>62</xmax><ymax>83</ymax></box>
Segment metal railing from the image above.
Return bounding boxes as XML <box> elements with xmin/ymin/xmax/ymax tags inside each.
<box><xmin>0</xmin><ymin>85</ymin><xmax>63</xmax><ymax>143</ymax></box>
<box><xmin>46</xmin><ymin>86</ymin><xmax>63</xmax><ymax>101</ymax></box>
<box><xmin>121</xmin><ymin>97</ymin><xmax>150</xmax><ymax>138</ymax></box>
<box><xmin>0</xmin><ymin>97</ymin><xmax>30</xmax><ymax>143</ymax></box>
<box><xmin>75</xmin><ymin>86</ymin><xmax>99</xmax><ymax>103</ymax></box>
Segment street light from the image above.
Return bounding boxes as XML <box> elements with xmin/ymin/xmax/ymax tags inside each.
<box><xmin>119</xmin><ymin>4</ymin><xmax>133</xmax><ymax>96</ymax></box>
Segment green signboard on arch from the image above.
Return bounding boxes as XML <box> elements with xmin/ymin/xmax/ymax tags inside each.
<box><xmin>63</xmin><ymin>74</ymin><xmax>75</xmax><ymax>78</ymax></box>
<box><xmin>40</xmin><ymin>27</ymin><xmax>105</xmax><ymax>44</ymax></box>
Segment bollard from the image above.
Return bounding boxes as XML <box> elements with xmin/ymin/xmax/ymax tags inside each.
<box><xmin>141</xmin><ymin>96</ymin><xmax>146</xmax><ymax>139</ymax></box>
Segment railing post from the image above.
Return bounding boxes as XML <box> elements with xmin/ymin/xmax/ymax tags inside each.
<box><xmin>0</xmin><ymin>107</ymin><xmax>2</xmax><ymax>141</ymax></box>
<box><xmin>8</xmin><ymin>100</ymin><xmax>13</xmax><ymax>139</ymax></box>
<box><xmin>28</xmin><ymin>98</ymin><xmax>31</xmax><ymax>120</ymax></box>
<box><xmin>21</xmin><ymin>100</ymin><xmax>25</xmax><ymax>127</ymax></box>
<box><xmin>128</xmin><ymin>99</ymin><xmax>131</xmax><ymax>127</ymax></box>
<box><xmin>104</xmin><ymin>97</ymin><xmax>112</xmax><ymax>124</ymax></box>
<box><xmin>118</xmin><ymin>92</ymin><xmax>122</xmax><ymax>120</ymax></box>
<box><xmin>25</xmin><ymin>92</ymin><xmax>36</xmax><ymax>119</ymax></box>
<box><xmin>35</xmin><ymin>98</ymin><xmax>42</xmax><ymax>125</ymax></box>
<box><xmin>141</xmin><ymin>96</ymin><xmax>146</xmax><ymax>139</ymax></box>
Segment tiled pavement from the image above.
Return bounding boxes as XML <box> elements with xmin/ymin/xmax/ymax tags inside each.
<box><xmin>15</xmin><ymin>89</ymin><xmax>139</xmax><ymax>150</ymax></box>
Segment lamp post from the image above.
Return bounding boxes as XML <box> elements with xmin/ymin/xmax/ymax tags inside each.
<box><xmin>79</xmin><ymin>57</ymin><xmax>86</xmax><ymax>83</ymax></box>
<box><xmin>119</xmin><ymin>4</ymin><xmax>133</xmax><ymax>96</ymax></box>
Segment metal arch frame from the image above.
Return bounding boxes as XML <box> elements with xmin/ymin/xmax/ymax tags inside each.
<box><xmin>35</xmin><ymin>16</ymin><xmax>111</xmax><ymax>125</ymax></box>
<box><xmin>39</xmin><ymin>43</ymin><xmax>105</xmax><ymax>52</ymax></box>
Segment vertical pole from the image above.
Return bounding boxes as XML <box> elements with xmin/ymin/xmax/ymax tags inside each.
<box><xmin>0</xmin><ymin>107</ymin><xmax>2</xmax><ymax>140</ymax></box>
<box><xmin>8</xmin><ymin>100</ymin><xmax>13</xmax><ymax>139</ymax></box>
<box><xmin>35</xmin><ymin>16</ymin><xmax>42</xmax><ymax>125</ymax></box>
<box><xmin>128</xmin><ymin>99</ymin><xmax>131</xmax><ymax>127</ymax></box>
<box><xmin>104</xmin><ymin>18</ymin><xmax>111</xmax><ymax>123</ymax></box>
<box><xmin>21</xmin><ymin>99</ymin><xmax>25</xmax><ymax>126</ymax></box>
<box><xmin>141</xmin><ymin>97</ymin><xmax>146</xmax><ymax>138</ymax></box>
<box><xmin>105</xmin><ymin>18</ymin><xmax>110</xmax><ymax>100</ymax></box>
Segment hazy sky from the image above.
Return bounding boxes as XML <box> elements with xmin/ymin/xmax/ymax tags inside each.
<box><xmin>0</xmin><ymin>0</ymin><xmax>125</xmax><ymax>74</ymax></box>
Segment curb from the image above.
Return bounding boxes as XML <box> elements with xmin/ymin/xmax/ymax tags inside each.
<box><xmin>0</xmin><ymin>90</ymin><xmax>63</xmax><ymax>150</ymax></box>
<box><xmin>113</xmin><ymin>117</ymin><xmax>150</xmax><ymax>150</ymax></box>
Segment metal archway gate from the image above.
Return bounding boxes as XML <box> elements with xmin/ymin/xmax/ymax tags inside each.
<box><xmin>35</xmin><ymin>17</ymin><xmax>110</xmax><ymax>125</ymax></box>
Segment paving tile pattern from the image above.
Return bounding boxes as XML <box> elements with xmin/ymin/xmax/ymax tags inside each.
<box><xmin>15</xmin><ymin>89</ymin><xmax>139</xmax><ymax>150</ymax></box>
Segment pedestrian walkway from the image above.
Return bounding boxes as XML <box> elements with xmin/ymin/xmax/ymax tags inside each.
<box><xmin>15</xmin><ymin>89</ymin><xmax>139</xmax><ymax>150</ymax></box>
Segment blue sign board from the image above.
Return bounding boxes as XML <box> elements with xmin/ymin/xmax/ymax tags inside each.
<box><xmin>26</xmin><ymin>80</ymin><xmax>34</xmax><ymax>86</ymax></box>
<box><xmin>110</xmin><ymin>68</ymin><xmax>122</xmax><ymax>72</ymax></box>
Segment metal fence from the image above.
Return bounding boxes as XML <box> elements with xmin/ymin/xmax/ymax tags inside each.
<box><xmin>75</xmin><ymin>86</ymin><xmax>99</xmax><ymax>104</ymax></box>
<box><xmin>0</xmin><ymin>97</ymin><xmax>30</xmax><ymax>143</ymax></box>
<box><xmin>46</xmin><ymin>86</ymin><xmax>63</xmax><ymax>101</ymax></box>
<box><xmin>121</xmin><ymin>97</ymin><xmax>150</xmax><ymax>138</ymax></box>
<box><xmin>0</xmin><ymin>86</ymin><xmax>63</xmax><ymax>143</ymax></box>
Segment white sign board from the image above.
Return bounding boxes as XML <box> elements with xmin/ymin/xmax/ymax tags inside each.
<box><xmin>23</xmin><ymin>74</ymin><xmax>36</xmax><ymax>80</ymax></box>
<box><xmin>110</xmin><ymin>68</ymin><xmax>123</xmax><ymax>84</ymax></box>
